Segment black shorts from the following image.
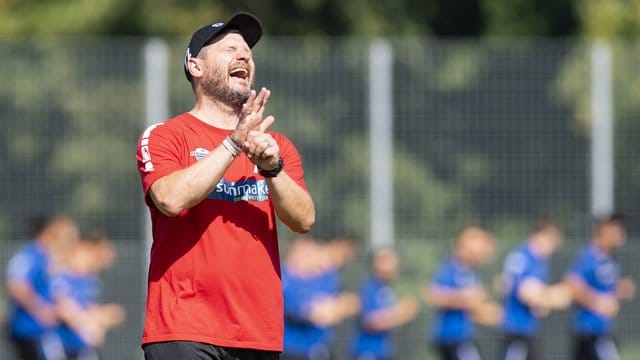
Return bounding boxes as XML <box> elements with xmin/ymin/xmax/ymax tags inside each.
<box><xmin>280</xmin><ymin>355</ymin><xmax>308</xmax><ymax>360</ymax></box>
<box><xmin>434</xmin><ymin>341</ymin><xmax>481</xmax><ymax>360</ymax></box>
<box><xmin>143</xmin><ymin>341</ymin><xmax>281</xmax><ymax>360</ymax></box>
<box><xmin>8</xmin><ymin>335</ymin><xmax>41</xmax><ymax>360</ymax></box>
<box><xmin>501</xmin><ymin>334</ymin><xmax>536</xmax><ymax>360</ymax></box>
<box><xmin>352</xmin><ymin>353</ymin><xmax>391</xmax><ymax>360</ymax></box>
<box><xmin>574</xmin><ymin>333</ymin><xmax>619</xmax><ymax>360</ymax></box>
<box><xmin>280</xmin><ymin>344</ymin><xmax>333</xmax><ymax>360</ymax></box>
<box><xmin>7</xmin><ymin>332</ymin><xmax>66</xmax><ymax>360</ymax></box>
<box><xmin>65</xmin><ymin>347</ymin><xmax>99</xmax><ymax>360</ymax></box>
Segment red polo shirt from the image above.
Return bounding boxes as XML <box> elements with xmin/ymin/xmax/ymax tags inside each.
<box><xmin>136</xmin><ymin>112</ymin><xmax>307</xmax><ymax>351</ymax></box>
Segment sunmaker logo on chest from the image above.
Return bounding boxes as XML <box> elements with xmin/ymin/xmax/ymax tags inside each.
<box><xmin>190</xmin><ymin>147</ymin><xmax>269</xmax><ymax>202</ymax></box>
<box><xmin>211</xmin><ymin>178</ymin><xmax>269</xmax><ymax>202</ymax></box>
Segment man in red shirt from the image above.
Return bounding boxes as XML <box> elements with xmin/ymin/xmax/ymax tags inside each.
<box><xmin>136</xmin><ymin>12</ymin><xmax>315</xmax><ymax>360</ymax></box>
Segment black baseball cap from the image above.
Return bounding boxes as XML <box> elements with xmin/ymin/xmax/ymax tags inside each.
<box><xmin>184</xmin><ymin>12</ymin><xmax>262</xmax><ymax>82</ymax></box>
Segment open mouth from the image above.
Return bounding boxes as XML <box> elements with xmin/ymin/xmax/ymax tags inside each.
<box><xmin>229</xmin><ymin>67</ymin><xmax>249</xmax><ymax>81</ymax></box>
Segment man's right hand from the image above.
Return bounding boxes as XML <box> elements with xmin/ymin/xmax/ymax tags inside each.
<box><xmin>397</xmin><ymin>297</ymin><xmax>419</xmax><ymax>322</ymax></box>
<box><xmin>617</xmin><ymin>277</ymin><xmax>636</xmax><ymax>301</ymax></box>
<box><xmin>460</xmin><ymin>287</ymin><xmax>488</xmax><ymax>309</ymax></box>
<box><xmin>230</xmin><ymin>87</ymin><xmax>273</xmax><ymax>145</ymax></box>
<box><xmin>591</xmin><ymin>294</ymin><xmax>620</xmax><ymax>318</ymax></box>
<box><xmin>35</xmin><ymin>305</ymin><xmax>58</xmax><ymax>327</ymax></box>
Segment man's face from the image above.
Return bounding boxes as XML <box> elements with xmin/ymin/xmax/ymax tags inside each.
<box><xmin>469</xmin><ymin>237</ymin><xmax>495</xmax><ymax>267</ymax></box>
<box><xmin>49</xmin><ymin>219</ymin><xmax>80</xmax><ymax>248</ymax></box>
<box><xmin>43</xmin><ymin>219</ymin><xmax>80</xmax><ymax>264</ymax></box>
<box><xmin>373</xmin><ymin>250</ymin><xmax>399</xmax><ymax>281</ymax></box>
<box><xmin>457</xmin><ymin>230</ymin><xmax>495</xmax><ymax>267</ymax></box>
<box><xmin>197</xmin><ymin>31</ymin><xmax>255</xmax><ymax>107</ymax></box>
<box><xmin>540</xmin><ymin>227</ymin><xmax>562</xmax><ymax>256</ymax></box>
<box><xmin>611</xmin><ymin>223</ymin><xmax>627</xmax><ymax>248</ymax></box>
<box><xmin>598</xmin><ymin>222</ymin><xmax>626</xmax><ymax>250</ymax></box>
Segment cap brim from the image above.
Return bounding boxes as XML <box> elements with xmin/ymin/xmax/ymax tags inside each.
<box><xmin>217</xmin><ymin>12</ymin><xmax>262</xmax><ymax>48</ymax></box>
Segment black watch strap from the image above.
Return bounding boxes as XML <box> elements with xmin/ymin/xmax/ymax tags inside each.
<box><xmin>258</xmin><ymin>157</ymin><xmax>284</xmax><ymax>178</ymax></box>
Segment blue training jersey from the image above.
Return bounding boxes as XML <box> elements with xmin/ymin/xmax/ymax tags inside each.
<box><xmin>6</xmin><ymin>241</ymin><xmax>54</xmax><ymax>339</ymax></box>
<box><xmin>350</xmin><ymin>275</ymin><xmax>398</xmax><ymax>358</ymax></box>
<box><xmin>51</xmin><ymin>271</ymin><xmax>101</xmax><ymax>352</ymax></box>
<box><xmin>282</xmin><ymin>265</ymin><xmax>339</xmax><ymax>357</ymax></box>
<box><xmin>568</xmin><ymin>245</ymin><xmax>619</xmax><ymax>335</ymax></box>
<box><xmin>501</xmin><ymin>243</ymin><xmax>549</xmax><ymax>336</ymax></box>
<box><xmin>429</xmin><ymin>257</ymin><xmax>481</xmax><ymax>343</ymax></box>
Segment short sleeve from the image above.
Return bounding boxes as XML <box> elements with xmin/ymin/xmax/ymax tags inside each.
<box><xmin>7</xmin><ymin>251</ymin><xmax>33</xmax><ymax>282</ymax></box>
<box><xmin>51</xmin><ymin>274</ymin><xmax>72</xmax><ymax>298</ymax></box>
<box><xmin>136</xmin><ymin>123</ymin><xmax>184</xmax><ymax>205</ymax></box>
<box><xmin>503</xmin><ymin>251</ymin><xmax>527</xmax><ymax>278</ymax></box>
<box><xmin>502</xmin><ymin>250</ymin><xmax>536</xmax><ymax>294</ymax></box>
<box><xmin>360</xmin><ymin>281</ymin><xmax>378</xmax><ymax>316</ymax></box>
<box><xmin>431</xmin><ymin>262</ymin><xmax>454</xmax><ymax>287</ymax></box>
<box><xmin>272</xmin><ymin>132</ymin><xmax>307</xmax><ymax>190</ymax></box>
<box><xmin>360</xmin><ymin>280</ymin><xmax>396</xmax><ymax>323</ymax></box>
<box><xmin>282</xmin><ymin>272</ymin><xmax>312</xmax><ymax>321</ymax></box>
<box><xmin>567</xmin><ymin>251</ymin><xmax>590</xmax><ymax>280</ymax></box>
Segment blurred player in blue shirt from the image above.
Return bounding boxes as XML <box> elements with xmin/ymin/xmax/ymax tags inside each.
<box><xmin>52</xmin><ymin>231</ymin><xmax>125</xmax><ymax>360</ymax></box>
<box><xmin>350</xmin><ymin>248</ymin><xmax>418</xmax><ymax>360</ymax></box>
<box><xmin>5</xmin><ymin>215</ymin><xmax>79</xmax><ymax>360</ymax></box>
<box><xmin>282</xmin><ymin>237</ymin><xmax>359</xmax><ymax>360</ymax></box>
<box><xmin>425</xmin><ymin>227</ymin><xmax>500</xmax><ymax>360</ymax></box>
<box><xmin>565</xmin><ymin>213</ymin><xmax>635</xmax><ymax>360</ymax></box>
<box><xmin>499</xmin><ymin>217</ymin><xmax>571</xmax><ymax>360</ymax></box>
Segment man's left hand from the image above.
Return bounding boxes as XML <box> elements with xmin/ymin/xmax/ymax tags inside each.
<box><xmin>245</xmin><ymin>130</ymin><xmax>280</xmax><ymax>170</ymax></box>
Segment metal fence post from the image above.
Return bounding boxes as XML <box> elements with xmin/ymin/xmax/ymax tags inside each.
<box><xmin>590</xmin><ymin>41</ymin><xmax>614</xmax><ymax>218</ymax></box>
<box><xmin>368</xmin><ymin>39</ymin><xmax>394</xmax><ymax>250</ymax></box>
<box><xmin>143</xmin><ymin>38</ymin><xmax>169</xmax><ymax>304</ymax></box>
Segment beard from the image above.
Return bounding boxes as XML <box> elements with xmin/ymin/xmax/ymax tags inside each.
<box><xmin>200</xmin><ymin>67</ymin><xmax>250</xmax><ymax>111</ymax></box>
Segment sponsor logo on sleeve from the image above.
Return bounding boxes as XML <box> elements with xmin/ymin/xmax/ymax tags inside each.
<box><xmin>190</xmin><ymin>147</ymin><xmax>210</xmax><ymax>161</ymax></box>
<box><xmin>596</xmin><ymin>261</ymin><xmax>619</xmax><ymax>287</ymax></box>
<box><xmin>139</xmin><ymin>123</ymin><xmax>163</xmax><ymax>172</ymax></box>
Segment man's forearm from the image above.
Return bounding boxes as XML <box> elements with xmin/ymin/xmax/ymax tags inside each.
<box><xmin>266</xmin><ymin>171</ymin><xmax>315</xmax><ymax>233</ymax></box>
<box><xmin>364</xmin><ymin>303</ymin><xmax>410</xmax><ymax>332</ymax></box>
<box><xmin>567</xmin><ymin>279</ymin><xmax>593</xmax><ymax>308</ymax></box>
<box><xmin>518</xmin><ymin>278</ymin><xmax>549</xmax><ymax>309</ymax></box>
<box><xmin>568</xmin><ymin>277</ymin><xmax>618</xmax><ymax>315</ymax></box>
<box><xmin>8</xmin><ymin>282</ymin><xmax>53</xmax><ymax>322</ymax></box>
<box><xmin>425</xmin><ymin>286</ymin><xmax>478</xmax><ymax>310</ymax></box>
<box><xmin>150</xmin><ymin>145</ymin><xmax>235</xmax><ymax>216</ymax></box>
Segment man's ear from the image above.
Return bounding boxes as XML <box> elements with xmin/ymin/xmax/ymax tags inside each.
<box><xmin>188</xmin><ymin>58</ymin><xmax>203</xmax><ymax>79</ymax></box>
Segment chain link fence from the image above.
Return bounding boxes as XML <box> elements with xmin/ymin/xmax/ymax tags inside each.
<box><xmin>0</xmin><ymin>37</ymin><xmax>639</xmax><ymax>359</ymax></box>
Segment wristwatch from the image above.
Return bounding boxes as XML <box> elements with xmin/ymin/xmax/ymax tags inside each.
<box><xmin>258</xmin><ymin>157</ymin><xmax>284</xmax><ymax>178</ymax></box>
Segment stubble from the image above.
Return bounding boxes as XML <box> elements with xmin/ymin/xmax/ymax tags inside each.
<box><xmin>200</xmin><ymin>66</ymin><xmax>250</xmax><ymax>111</ymax></box>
